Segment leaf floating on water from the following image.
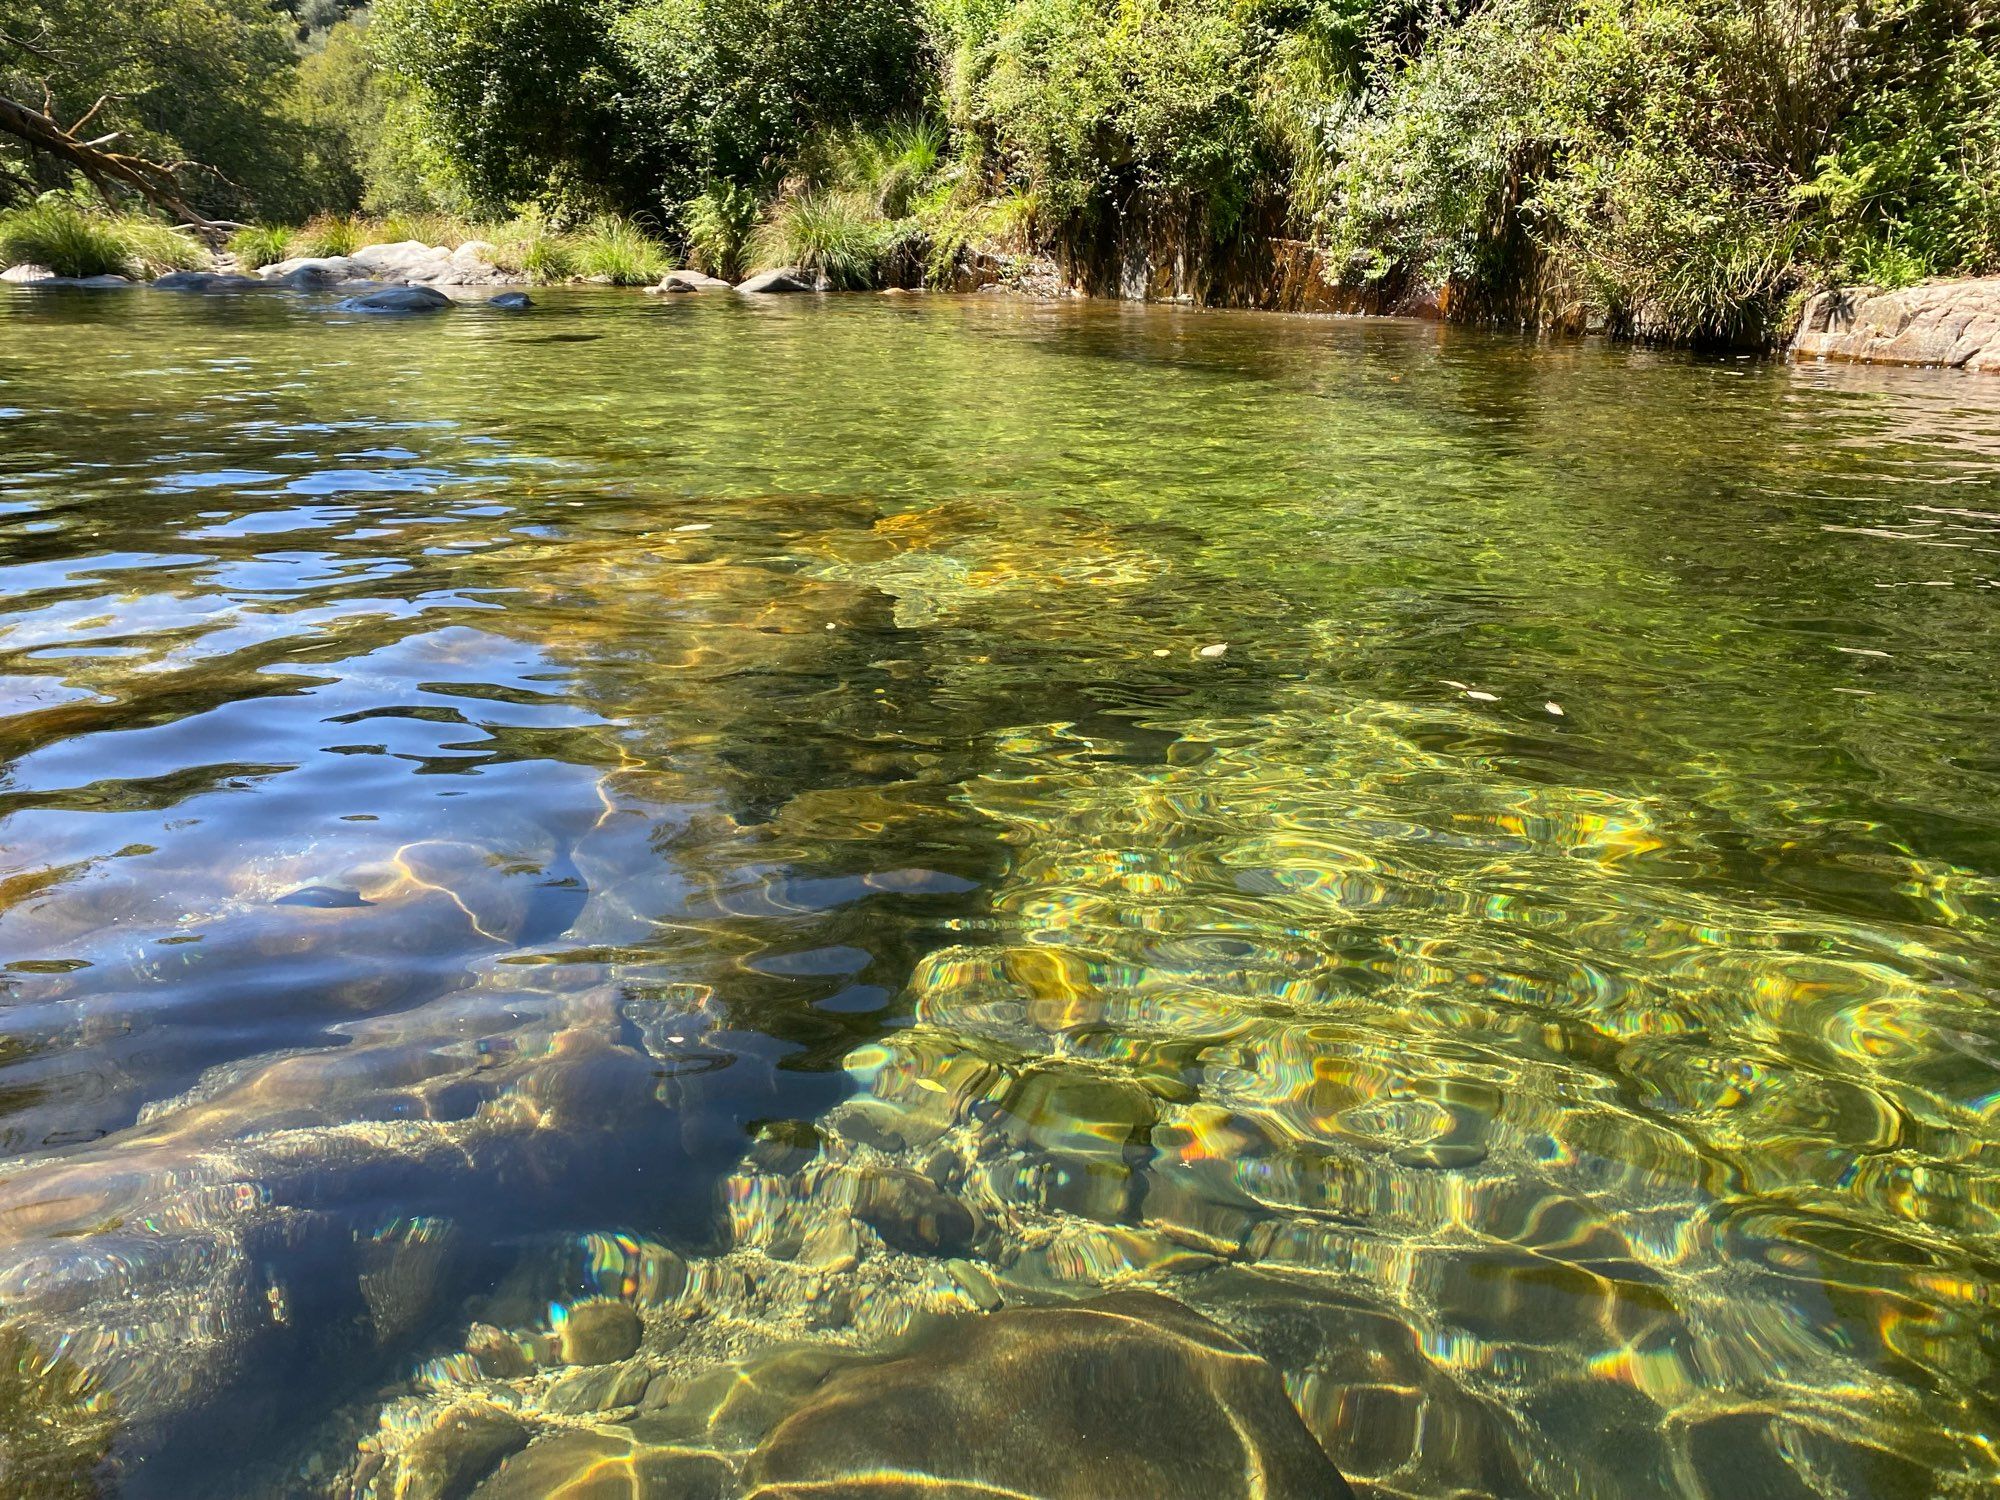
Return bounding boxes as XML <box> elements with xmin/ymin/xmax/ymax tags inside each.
<box><xmin>1197</xmin><ymin>643</ymin><xmax>1228</xmax><ymax>658</ymax></box>
<box><xmin>1546</xmin><ymin>701</ymin><xmax>1565</xmax><ymax>716</ymax></box>
<box><xmin>673</xmin><ymin>522</ymin><xmax>713</xmax><ymax>533</ymax></box>
<box><xmin>1151</xmin><ymin>648</ymin><xmax>1170</xmax><ymax>657</ymax></box>
<box><xmin>1465</xmin><ymin>690</ymin><xmax>1498</xmax><ymax>702</ymax></box>
<box><xmin>914</xmin><ymin>1078</ymin><xmax>949</xmax><ymax>1094</ymax></box>
<box><xmin>1834</xmin><ymin>646</ymin><xmax>1891</xmax><ymax>658</ymax></box>
<box><xmin>1442</xmin><ymin>680</ymin><xmax>1471</xmax><ymax>691</ymax></box>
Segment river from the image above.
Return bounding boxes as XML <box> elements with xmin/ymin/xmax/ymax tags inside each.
<box><xmin>1</xmin><ymin>285</ymin><xmax>1996</xmax><ymax>1498</ymax></box>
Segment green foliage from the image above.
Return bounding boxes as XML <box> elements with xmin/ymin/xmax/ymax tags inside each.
<box><xmin>1</xmin><ymin>0</ymin><xmax>319</xmax><ymax>219</ymax></box>
<box><xmin>369</xmin><ymin>0</ymin><xmax>929</xmax><ymax>225</ymax></box>
<box><xmin>752</xmin><ymin>190</ymin><xmax>896</xmax><ymax>287</ymax></box>
<box><xmin>683</xmin><ymin>181</ymin><xmax>760</xmax><ymax>279</ymax></box>
<box><xmin>965</xmin><ymin>0</ymin><xmax>1269</xmax><ymax>235</ymax></box>
<box><xmin>840</xmin><ymin>117</ymin><xmax>947</xmax><ymax>217</ymax></box>
<box><xmin>514</xmin><ymin>228</ymin><xmax>579</xmax><ymax>282</ymax></box>
<box><xmin>284</xmin><ymin>18</ymin><xmax>390</xmax><ymax>215</ymax></box>
<box><xmin>1800</xmin><ymin>4</ymin><xmax>2000</xmax><ymax>286</ymax></box>
<box><xmin>290</xmin><ymin>212</ymin><xmax>366</xmax><ymax>257</ymax></box>
<box><xmin>371</xmin><ymin>0</ymin><xmax>653</xmax><ymax>215</ymax></box>
<box><xmin>615</xmin><ymin>0</ymin><xmax>931</xmax><ymax>198</ymax></box>
<box><xmin>0</xmin><ymin>198</ymin><xmax>202</xmax><ymax>277</ymax></box>
<box><xmin>227</xmin><ymin>224</ymin><xmax>296</xmax><ymax>270</ymax></box>
<box><xmin>574</xmin><ymin>215</ymin><xmax>673</xmax><ymax>283</ymax></box>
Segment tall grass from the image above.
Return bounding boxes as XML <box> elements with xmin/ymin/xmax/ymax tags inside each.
<box><xmin>228</xmin><ymin>225</ymin><xmax>294</xmax><ymax>270</ymax></box>
<box><xmin>843</xmin><ymin>118</ymin><xmax>947</xmax><ymax>218</ymax></box>
<box><xmin>751</xmin><ymin>191</ymin><xmax>892</xmax><ymax>289</ymax></box>
<box><xmin>290</xmin><ymin>213</ymin><xmax>365</xmax><ymax>258</ymax></box>
<box><xmin>0</xmin><ymin>199</ymin><xmax>202</xmax><ymax>278</ymax></box>
<box><xmin>573</xmin><ymin>217</ymin><xmax>670</xmax><ymax>285</ymax></box>
<box><xmin>683</xmin><ymin>183</ymin><xmax>759</xmax><ymax>281</ymax></box>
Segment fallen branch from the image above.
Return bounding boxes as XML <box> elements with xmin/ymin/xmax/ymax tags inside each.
<box><xmin>0</xmin><ymin>92</ymin><xmax>215</xmax><ymax>233</ymax></box>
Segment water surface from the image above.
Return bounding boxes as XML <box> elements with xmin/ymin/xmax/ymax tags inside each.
<box><xmin>2</xmin><ymin>286</ymin><xmax>1999</xmax><ymax>1497</ymax></box>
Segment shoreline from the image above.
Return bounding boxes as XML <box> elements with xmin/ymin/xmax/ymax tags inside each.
<box><xmin>8</xmin><ymin>244</ymin><xmax>1999</xmax><ymax>379</ymax></box>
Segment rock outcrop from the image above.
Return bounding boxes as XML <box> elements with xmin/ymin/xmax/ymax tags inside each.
<box><xmin>1791</xmin><ymin>278</ymin><xmax>2000</xmax><ymax>374</ymax></box>
<box><xmin>262</xmin><ymin>240</ymin><xmax>519</xmax><ymax>291</ymax></box>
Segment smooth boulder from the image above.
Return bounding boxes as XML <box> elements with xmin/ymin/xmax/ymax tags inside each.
<box><xmin>1</xmin><ymin>263</ymin><xmax>53</xmax><ymax>283</ymax></box>
<box><xmin>269</xmin><ymin>256</ymin><xmax>359</xmax><ymax>288</ymax></box>
<box><xmin>736</xmin><ymin>268</ymin><xmax>819</xmax><ymax>294</ymax></box>
<box><xmin>743</xmin><ymin>1289</ymin><xmax>1355</xmax><ymax>1499</ymax></box>
<box><xmin>152</xmin><ymin>271</ymin><xmax>262</xmax><ymax>292</ymax></box>
<box><xmin>488</xmin><ymin>291</ymin><xmax>533</xmax><ymax>310</ymax></box>
<box><xmin>339</xmin><ymin>285</ymin><xmax>453</xmax><ymax>315</ymax></box>
<box><xmin>655</xmin><ymin>270</ymin><xmax>735</xmax><ymax>293</ymax></box>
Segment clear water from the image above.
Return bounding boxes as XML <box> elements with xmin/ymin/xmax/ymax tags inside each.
<box><xmin>2</xmin><ymin>286</ymin><xmax>1999</xmax><ymax>1498</ymax></box>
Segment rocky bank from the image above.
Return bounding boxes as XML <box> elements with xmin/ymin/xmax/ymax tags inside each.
<box><xmin>1790</xmin><ymin>277</ymin><xmax>2000</xmax><ymax>374</ymax></box>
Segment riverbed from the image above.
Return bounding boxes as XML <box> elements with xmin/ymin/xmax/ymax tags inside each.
<box><xmin>2</xmin><ymin>285</ymin><xmax>1997</xmax><ymax>1498</ymax></box>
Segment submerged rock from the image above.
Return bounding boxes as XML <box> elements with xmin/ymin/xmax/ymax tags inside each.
<box><xmin>152</xmin><ymin>271</ymin><xmax>263</xmax><ymax>292</ymax></box>
<box><xmin>386</xmin><ymin>1402</ymin><xmax>529</xmax><ymax>1500</ymax></box>
<box><xmin>340</xmin><ymin>285</ymin><xmax>454</xmax><ymax>315</ymax></box>
<box><xmin>744</xmin><ymin>1289</ymin><xmax>1354</xmax><ymax>1499</ymax></box>
<box><xmin>473</xmin><ymin>1429</ymin><xmax>732</xmax><ymax>1500</ymax></box>
<box><xmin>23</xmin><ymin>274</ymin><xmax>133</xmax><ymax>289</ymax></box>
<box><xmin>488</xmin><ymin>291</ymin><xmax>533</xmax><ymax>310</ymax></box>
<box><xmin>853</xmin><ymin>1167</ymin><xmax>976</xmax><ymax>1255</ymax></box>
<box><xmin>268</xmin><ymin>256</ymin><xmax>359</xmax><ymax>287</ymax></box>
<box><xmin>736</xmin><ymin>268</ymin><xmax>819</xmax><ymax>294</ymax></box>
<box><xmin>556</xmin><ymin>1297</ymin><xmax>642</xmax><ymax>1365</ymax></box>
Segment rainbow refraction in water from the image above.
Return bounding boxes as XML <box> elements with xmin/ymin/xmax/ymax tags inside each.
<box><xmin>1</xmin><ymin>285</ymin><xmax>1998</xmax><ymax>1498</ymax></box>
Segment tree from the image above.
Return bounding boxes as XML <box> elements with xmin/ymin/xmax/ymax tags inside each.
<box><xmin>1</xmin><ymin>0</ymin><xmax>313</xmax><ymax>220</ymax></box>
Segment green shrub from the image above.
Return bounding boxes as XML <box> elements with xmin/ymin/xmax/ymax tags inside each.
<box><xmin>751</xmin><ymin>190</ymin><xmax>894</xmax><ymax>288</ymax></box>
<box><xmin>291</xmin><ymin>212</ymin><xmax>365</xmax><ymax>256</ymax></box>
<box><xmin>515</xmin><ymin>230</ymin><xmax>579</xmax><ymax>283</ymax></box>
<box><xmin>228</xmin><ymin>224</ymin><xmax>295</xmax><ymax>269</ymax></box>
<box><xmin>574</xmin><ymin>216</ymin><xmax>670</xmax><ymax>283</ymax></box>
<box><xmin>839</xmin><ymin>118</ymin><xmax>947</xmax><ymax>217</ymax></box>
<box><xmin>683</xmin><ymin>182</ymin><xmax>760</xmax><ymax>280</ymax></box>
<box><xmin>377</xmin><ymin>211</ymin><xmax>471</xmax><ymax>246</ymax></box>
<box><xmin>0</xmin><ymin>199</ymin><xmax>203</xmax><ymax>278</ymax></box>
<box><xmin>0</xmin><ymin>200</ymin><xmax>131</xmax><ymax>277</ymax></box>
<box><xmin>119</xmin><ymin>219</ymin><xmax>207</xmax><ymax>275</ymax></box>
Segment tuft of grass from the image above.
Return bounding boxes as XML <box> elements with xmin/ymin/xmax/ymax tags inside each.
<box><xmin>291</xmin><ymin>213</ymin><xmax>365</xmax><ymax>258</ymax></box>
<box><xmin>228</xmin><ymin>224</ymin><xmax>294</xmax><ymax>270</ymax></box>
<box><xmin>574</xmin><ymin>216</ymin><xmax>670</xmax><ymax>285</ymax></box>
<box><xmin>844</xmin><ymin>118</ymin><xmax>947</xmax><ymax>218</ymax></box>
<box><xmin>514</xmin><ymin>230</ymin><xmax>578</xmax><ymax>284</ymax></box>
<box><xmin>683</xmin><ymin>183</ymin><xmax>760</xmax><ymax>281</ymax></box>
<box><xmin>377</xmin><ymin>211</ymin><xmax>474</xmax><ymax>247</ymax></box>
<box><xmin>751</xmin><ymin>191</ymin><xmax>892</xmax><ymax>289</ymax></box>
<box><xmin>0</xmin><ymin>199</ymin><xmax>201</xmax><ymax>278</ymax></box>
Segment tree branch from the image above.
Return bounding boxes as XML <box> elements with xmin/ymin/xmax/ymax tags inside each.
<box><xmin>0</xmin><ymin>92</ymin><xmax>216</xmax><ymax>232</ymax></box>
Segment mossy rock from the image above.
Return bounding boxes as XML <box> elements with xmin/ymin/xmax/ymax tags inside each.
<box><xmin>742</xmin><ymin>1290</ymin><xmax>1353</xmax><ymax>1499</ymax></box>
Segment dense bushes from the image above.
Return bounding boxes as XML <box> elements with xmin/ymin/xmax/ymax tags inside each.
<box><xmin>1295</xmin><ymin>0</ymin><xmax>1999</xmax><ymax>339</ymax></box>
<box><xmin>4</xmin><ymin>0</ymin><xmax>1995</xmax><ymax>342</ymax></box>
